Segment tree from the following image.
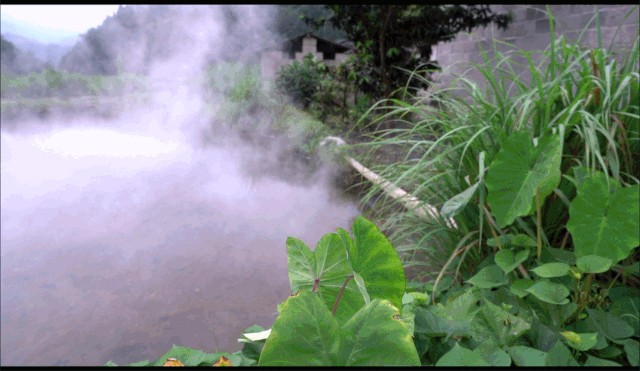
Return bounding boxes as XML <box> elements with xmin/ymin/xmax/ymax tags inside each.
<box><xmin>1</xmin><ymin>34</ymin><xmax>46</xmax><ymax>75</ymax></box>
<box><xmin>307</xmin><ymin>5</ymin><xmax>511</xmax><ymax>98</ymax></box>
<box><xmin>271</xmin><ymin>5</ymin><xmax>345</xmax><ymax>41</ymax></box>
<box><xmin>1</xmin><ymin>35</ymin><xmax>17</xmax><ymax>70</ymax></box>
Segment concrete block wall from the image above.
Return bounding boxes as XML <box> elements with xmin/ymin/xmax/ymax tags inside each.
<box><xmin>261</xmin><ymin>35</ymin><xmax>352</xmax><ymax>80</ymax></box>
<box><xmin>435</xmin><ymin>5</ymin><xmax>639</xmax><ymax>90</ymax></box>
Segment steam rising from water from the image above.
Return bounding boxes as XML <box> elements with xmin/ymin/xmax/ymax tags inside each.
<box><xmin>1</xmin><ymin>5</ymin><xmax>359</xmax><ymax>366</ymax></box>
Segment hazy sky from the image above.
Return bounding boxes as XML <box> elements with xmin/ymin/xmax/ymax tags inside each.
<box><xmin>1</xmin><ymin>5</ymin><xmax>120</xmax><ymax>43</ymax></box>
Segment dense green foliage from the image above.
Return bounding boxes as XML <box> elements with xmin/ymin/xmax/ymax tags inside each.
<box><xmin>275</xmin><ymin>55</ymin><xmax>328</xmax><ymax>109</ymax></box>
<box><xmin>305</xmin><ymin>5</ymin><xmax>511</xmax><ymax>98</ymax></box>
<box><xmin>340</xmin><ymin>7</ymin><xmax>639</xmax><ymax>365</ymax></box>
<box><xmin>350</xmin><ymin>8</ymin><xmax>639</xmax><ymax>279</ymax></box>
<box><xmin>275</xmin><ymin>53</ymin><xmax>375</xmax><ymax>130</ymax></box>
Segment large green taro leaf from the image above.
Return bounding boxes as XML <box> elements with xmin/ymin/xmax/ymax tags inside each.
<box><xmin>486</xmin><ymin>131</ymin><xmax>562</xmax><ymax>228</ymax></box>
<box><xmin>566</xmin><ymin>171</ymin><xmax>640</xmax><ymax>263</ymax></box>
<box><xmin>286</xmin><ymin>234</ymin><xmax>364</xmax><ymax>324</ymax></box>
<box><xmin>258</xmin><ymin>291</ymin><xmax>420</xmax><ymax>366</ymax></box>
<box><xmin>336</xmin><ymin>215</ymin><xmax>406</xmax><ymax>314</ymax></box>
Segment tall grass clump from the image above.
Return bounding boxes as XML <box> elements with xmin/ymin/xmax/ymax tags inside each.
<box><xmin>348</xmin><ymin>6</ymin><xmax>639</xmax><ymax>285</ymax></box>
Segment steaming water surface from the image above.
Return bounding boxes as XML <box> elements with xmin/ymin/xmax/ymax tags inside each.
<box><xmin>0</xmin><ymin>120</ymin><xmax>359</xmax><ymax>365</ymax></box>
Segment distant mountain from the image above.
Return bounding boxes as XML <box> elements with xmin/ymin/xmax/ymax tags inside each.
<box><xmin>3</xmin><ymin>33</ymin><xmax>77</xmax><ymax>67</ymax></box>
<box><xmin>1</xmin><ymin>34</ymin><xmax>47</xmax><ymax>74</ymax></box>
<box><xmin>1</xmin><ymin>13</ymin><xmax>79</xmax><ymax>44</ymax></box>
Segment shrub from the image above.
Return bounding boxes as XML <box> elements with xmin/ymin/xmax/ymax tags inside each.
<box><xmin>275</xmin><ymin>54</ymin><xmax>328</xmax><ymax>109</ymax></box>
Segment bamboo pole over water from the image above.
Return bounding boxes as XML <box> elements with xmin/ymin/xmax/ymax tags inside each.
<box><xmin>320</xmin><ymin>136</ymin><xmax>457</xmax><ymax>229</ymax></box>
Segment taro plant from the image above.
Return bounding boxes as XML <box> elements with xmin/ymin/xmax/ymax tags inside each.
<box><xmin>258</xmin><ymin>215</ymin><xmax>420</xmax><ymax>366</ymax></box>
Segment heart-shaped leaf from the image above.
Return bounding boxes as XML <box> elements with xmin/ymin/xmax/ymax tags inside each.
<box><xmin>414</xmin><ymin>290</ymin><xmax>479</xmax><ymax>339</ymax></box>
<box><xmin>623</xmin><ymin>339</ymin><xmax>639</xmax><ymax>366</ymax></box>
<box><xmin>486</xmin><ymin>132</ymin><xmax>563</xmax><ymax>228</ymax></box>
<box><xmin>467</xmin><ymin>265</ymin><xmax>508</xmax><ymax>289</ymax></box>
<box><xmin>258</xmin><ymin>291</ymin><xmax>420</xmax><ymax>366</ymax></box>
<box><xmin>609</xmin><ymin>295</ymin><xmax>640</xmax><ymax>337</ymax></box>
<box><xmin>585</xmin><ymin>307</ymin><xmax>634</xmax><ymax>341</ymax></box>
<box><xmin>530</xmin><ymin>262</ymin><xmax>571</xmax><ymax>278</ymax></box>
<box><xmin>545</xmin><ymin>341</ymin><xmax>579</xmax><ymax>366</ymax></box>
<box><xmin>435</xmin><ymin>343</ymin><xmax>490</xmax><ymax>366</ymax></box>
<box><xmin>506</xmin><ymin>346</ymin><xmax>547</xmax><ymax>366</ymax></box>
<box><xmin>495</xmin><ymin>249</ymin><xmax>529</xmax><ymax>273</ymax></box>
<box><xmin>472</xmin><ymin>300</ymin><xmax>531</xmax><ymax>347</ymax></box>
<box><xmin>567</xmin><ymin>171</ymin><xmax>640</xmax><ymax>263</ymax></box>
<box><xmin>414</xmin><ymin>306</ymin><xmax>472</xmax><ymax>338</ymax></box>
<box><xmin>576</xmin><ymin>255</ymin><xmax>613</xmax><ymax>274</ymax></box>
<box><xmin>286</xmin><ymin>234</ymin><xmax>363</xmax><ymax>323</ymax></box>
<box><xmin>441</xmin><ymin>182</ymin><xmax>479</xmax><ymax>219</ymax></box>
<box><xmin>336</xmin><ymin>215</ymin><xmax>406</xmax><ymax>314</ymax></box>
<box><xmin>596</xmin><ymin>344</ymin><xmax>622</xmax><ymax>359</ymax></box>
<box><xmin>475</xmin><ymin>339</ymin><xmax>512</xmax><ymax>366</ymax></box>
<box><xmin>584</xmin><ymin>355</ymin><xmax>621</xmax><ymax>366</ymax></box>
<box><xmin>560</xmin><ymin>331</ymin><xmax>598</xmax><ymax>351</ymax></box>
<box><xmin>525</xmin><ymin>280</ymin><xmax>570</xmax><ymax>305</ymax></box>
<box><xmin>510</xmin><ymin>279</ymin><xmax>534</xmax><ymax>298</ymax></box>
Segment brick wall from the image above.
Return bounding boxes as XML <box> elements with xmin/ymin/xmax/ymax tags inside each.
<box><xmin>435</xmin><ymin>5</ymin><xmax>639</xmax><ymax>89</ymax></box>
